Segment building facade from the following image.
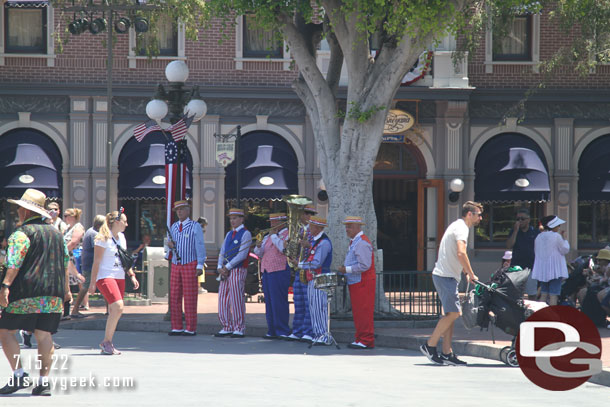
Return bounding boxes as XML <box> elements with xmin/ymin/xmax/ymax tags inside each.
<box><xmin>1</xmin><ymin>1</ymin><xmax>610</xmax><ymax>280</ymax></box>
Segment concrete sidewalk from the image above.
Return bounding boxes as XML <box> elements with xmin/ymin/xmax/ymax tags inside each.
<box><xmin>61</xmin><ymin>292</ymin><xmax>610</xmax><ymax>387</ymax></box>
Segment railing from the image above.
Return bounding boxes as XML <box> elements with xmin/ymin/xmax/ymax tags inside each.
<box><xmin>377</xmin><ymin>270</ymin><xmax>441</xmax><ymax>319</ymax></box>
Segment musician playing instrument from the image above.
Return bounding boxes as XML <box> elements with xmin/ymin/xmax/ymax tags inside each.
<box><xmin>167</xmin><ymin>200</ymin><xmax>206</xmax><ymax>336</ymax></box>
<box><xmin>296</xmin><ymin>216</ymin><xmax>333</xmax><ymax>345</ymax></box>
<box><xmin>253</xmin><ymin>213</ymin><xmax>291</xmax><ymax>339</ymax></box>
<box><xmin>338</xmin><ymin>216</ymin><xmax>376</xmax><ymax>349</ymax></box>
<box><xmin>215</xmin><ymin>208</ymin><xmax>252</xmax><ymax>338</ymax></box>
<box><xmin>286</xmin><ymin>205</ymin><xmax>317</xmax><ymax>342</ymax></box>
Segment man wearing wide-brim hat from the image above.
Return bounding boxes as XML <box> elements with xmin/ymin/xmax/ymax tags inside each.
<box><xmin>166</xmin><ymin>200</ymin><xmax>206</xmax><ymax>337</ymax></box>
<box><xmin>338</xmin><ymin>216</ymin><xmax>376</xmax><ymax>349</ymax></box>
<box><xmin>0</xmin><ymin>188</ymin><xmax>70</xmax><ymax>396</ymax></box>
<box><xmin>215</xmin><ymin>208</ymin><xmax>252</xmax><ymax>337</ymax></box>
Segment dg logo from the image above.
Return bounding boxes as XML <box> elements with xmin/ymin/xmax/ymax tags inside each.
<box><xmin>516</xmin><ymin>305</ymin><xmax>603</xmax><ymax>391</ymax></box>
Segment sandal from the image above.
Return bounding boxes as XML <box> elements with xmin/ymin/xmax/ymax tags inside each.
<box><xmin>110</xmin><ymin>343</ymin><xmax>122</xmax><ymax>355</ymax></box>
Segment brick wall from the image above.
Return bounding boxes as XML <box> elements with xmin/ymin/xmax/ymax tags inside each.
<box><xmin>468</xmin><ymin>10</ymin><xmax>610</xmax><ymax>89</ymax></box>
<box><xmin>0</xmin><ymin>18</ymin><xmax>298</xmax><ymax>87</ymax></box>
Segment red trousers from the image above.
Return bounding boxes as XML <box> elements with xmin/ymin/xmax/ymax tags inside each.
<box><xmin>349</xmin><ymin>276</ymin><xmax>376</xmax><ymax>347</ymax></box>
<box><xmin>218</xmin><ymin>267</ymin><xmax>247</xmax><ymax>333</ymax></box>
<box><xmin>170</xmin><ymin>261</ymin><xmax>199</xmax><ymax>332</ymax></box>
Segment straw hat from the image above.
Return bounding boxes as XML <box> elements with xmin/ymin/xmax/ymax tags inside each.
<box><xmin>8</xmin><ymin>188</ymin><xmax>50</xmax><ymax>219</ymax></box>
<box><xmin>173</xmin><ymin>200</ymin><xmax>190</xmax><ymax>210</ymax></box>
<box><xmin>309</xmin><ymin>216</ymin><xmax>327</xmax><ymax>227</ymax></box>
<box><xmin>596</xmin><ymin>248</ymin><xmax>610</xmax><ymax>262</ymax></box>
<box><xmin>269</xmin><ymin>212</ymin><xmax>287</xmax><ymax>221</ymax></box>
<box><xmin>343</xmin><ymin>216</ymin><xmax>365</xmax><ymax>225</ymax></box>
<box><xmin>227</xmin><ymin>208</ymin><xmax>245</xmax><ymax>217</ymax></box>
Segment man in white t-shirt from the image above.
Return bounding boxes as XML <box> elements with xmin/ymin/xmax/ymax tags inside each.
<box><xmin>420</xmin><ymin>201</ymin><xmax>481</xmax><ymax>366</ymax></box>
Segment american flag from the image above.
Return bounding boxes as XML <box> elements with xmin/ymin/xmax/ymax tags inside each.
<box><xmin>165</xmin><ymin>139</ymin><xmax>187</xmax><ymax>229</ymax></box>
<box><xmin>167</xmin><ymin>114</ymin><xmax>194</xmax><ymax>142</ymax></box>
<box><xmin>133</xmin><ymin>120</ymin><xmax>161</xmax><ymax>142</ymax></box>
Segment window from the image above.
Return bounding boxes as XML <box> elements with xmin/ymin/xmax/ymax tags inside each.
<box><xmin>492</xmin><ymin>15</ymin><xmax>531</xmax><ymax>61</ymax></box>
<box><xmin>475</xmin><ymin>202</ymin><xmax>544</xmax><ymax>247</ymax></box>
<box><xmin>136</xmin><ymin>15</ymin><xmax>177</xmax><ymax>56</ymax></box>
<box><xmin>374</xmin><ymin>143</ymin><xmax>420</xmax><ymax>175</ymax></box>
<box><xmin>4</xmin><ymin>5</ymin><xmax>46</xmax><ymax>54</ymax></box>
<box><xmin>243</xmin><ymin>15</ymin><xmax>282</xmax><ymax>58</ymax></box>
<box><xmin>578</xmin><ymin>202</ymin><xmax>610</xmax><ymax>248</ymax></box>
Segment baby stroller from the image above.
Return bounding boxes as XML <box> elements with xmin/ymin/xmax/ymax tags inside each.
<box><xmin>473</xmin><ymin>266</ymin><xmax>533</xmax><ymax>367</ymax></box>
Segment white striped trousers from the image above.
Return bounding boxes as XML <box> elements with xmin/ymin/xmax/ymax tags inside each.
<box><xmin>307</xmin><ymin>280</ymin><xmax>329</xmax><ymax>342</ymax></box>
<box><xmin>218</xmin><ymin>267</ymin><xmax>247</xmax><ymax>333</ymax></box>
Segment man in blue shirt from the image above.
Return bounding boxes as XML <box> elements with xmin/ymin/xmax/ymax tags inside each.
<box><xmin>506</xmin><ymin>208</ymin><xmax>539</xmax><ymax>299</ymax></box>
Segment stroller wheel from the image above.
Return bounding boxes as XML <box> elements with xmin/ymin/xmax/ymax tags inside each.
<box><xmin>506</xmin><ymin>349</ymin><xmax>519</xmax><ymax>367</ymax></box>
<box><xmin>499</xmin><ymin>346</ymin><xmax>511</xmax><ymax>364</ymax></box>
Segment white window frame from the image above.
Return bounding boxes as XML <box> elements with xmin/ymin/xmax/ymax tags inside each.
<box><xmin>235</xmin><ymin>15</ymin><xmax>291</xmax><ymax>71</ymax></box>
<box><xmin>128</xmin><ymin>21</ymin><xmax>186</xmax><ymax>69</ymax></box>
<box><xmin>0</xmin><ymin>2</ymin><xmax>56</xmax><ymax>67</ymax></box>
<box><xmin>485</xmin><ymin>13</ymin><xmax>540</xmax><ymax>73</ymax></box>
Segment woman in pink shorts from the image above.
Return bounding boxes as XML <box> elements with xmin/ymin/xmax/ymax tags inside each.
<box><xmin>88</xmin><ymin>210</ymin><xmax>139</xmax><ymax>355</ymax></box>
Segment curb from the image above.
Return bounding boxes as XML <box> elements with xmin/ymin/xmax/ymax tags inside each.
<box><xmin>60</xmin><ymin>317</ymin><xmax>610</xmax><ymax>388</ymax></box>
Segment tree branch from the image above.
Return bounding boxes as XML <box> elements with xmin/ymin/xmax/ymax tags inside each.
<box><xmin>324</xmin><ymin>16</ymin><xmax>343</xmax><ymax>94</ymax></box>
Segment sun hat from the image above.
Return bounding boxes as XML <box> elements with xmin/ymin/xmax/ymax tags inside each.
<box><xmin>309</xmin><ymin>216</ymin><xmax>327</xmax><ymax>227</ymax></box>
<box><xmin>7</xmin><ymin>188</ymin><xmax>50</xmax><ymax>219</ymax></box>
<box><xmin>502</xmin><ymin>251</ymin><xmax>512</xmax><ymax>260</ymax></box>
<box><xmin>342</xmin><ymin>216</ymin><xmax>365</xmax><ymax>225</ymax></box>
<box><xmin>228</xmin><ymin>208</ymin><xmax>245</xmax><ymax>217</ymax></box>
<box><xmin>546</xmin><ymin>216</ymin><xmax>565</xmax><ymax>229</ymax></box>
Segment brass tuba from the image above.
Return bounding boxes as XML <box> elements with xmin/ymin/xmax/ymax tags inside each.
<box><xmin>282</xmin><ymin>195</ymin><xmax>312</xmax><ymax>271</ymax></box>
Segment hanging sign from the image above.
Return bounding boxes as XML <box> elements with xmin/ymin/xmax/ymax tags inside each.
<box><xmin>384</xmin><ymin>109</ymin><xmax>415</xmax><ymax>134</ymax></box>
<box><xmin>216</xmin><ymin>141</ymin><xmax>235</xmax><ymax>167</ymax></box>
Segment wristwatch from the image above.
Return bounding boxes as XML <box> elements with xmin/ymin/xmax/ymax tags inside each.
<box><xmin>1</xmin><ymin>283</ymin><xmax>10</xmax><ymax>289</ymax></box>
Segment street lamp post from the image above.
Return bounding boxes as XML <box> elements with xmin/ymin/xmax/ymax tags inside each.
<box><xmin>145</xmin><ymin>60</ymin><xmax>206</xmax><ymax>319</ymax></box>
<box><xmin>213</xmin><ymin>126</ymin><xmax>242</xmax><ymax>208</ymax></box>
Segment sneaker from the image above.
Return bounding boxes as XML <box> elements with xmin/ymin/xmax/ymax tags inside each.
<box><xmin>53</xmin><ymin>342</ymin><xmax>61</xmax><ymax>350</ymax></box>
<box><xmin>214</xmin><ymin>330</ymin><xmax>232</xmax><ymax>337</ymax></box>
<box><xmin>0</xmin><ymin>373</ymin><xmax>32</xmax><ymax>394</ymax></box>
<box><xmin>285</xmin><ymin>334</ymin><xmax>300</xmax><ymax>341</ymax></box>
<box><xmin>419</xmin><ymin>343</ymin><xmax>444</xmax><ymax>365</ymax></box>
<box><xmin>231</xmin><ymin>331</ymin><xmax>245</xmax><ymax>338</ymax></box>
<box><xmin>347</xmin><ymin>341</ymin><xmax>368</xmax><ymax>349</ymax></box>
<box><xmin>299</xmin><ymin>335</ymin><xmax>314</xmax><ymax>344</ymax></box>
<box><xmin>32</xmin><ymin>383</ymin><xmax>51</xmax><ymax>396</ymax></box>
<box><xmin>182</xmin><ymin>331</ymin><xmax>196</xmax><ymax>336</ymax></box>
<box><xmin>168</xmin><ymin>330</ymin><xmax>184</xmax><ymax>336</ymax></box>
<box><xmin>440</xmin><ymin>352</ymin><xmax>467</xmax><ymax>366</ymax></box>
<box><xmin>100</xmin><ymin>341</ymin><xmax>114</xmax><ymax>355</ymax></box>
<box><xmin>262</xmin><ymin>334</ymin><xmax>278</xmax><ymax>340</ymax></box>
<box><xmin>20</xmin><ymin>331</ymin><xmax>32</xmax><ymax>348</ymax></box>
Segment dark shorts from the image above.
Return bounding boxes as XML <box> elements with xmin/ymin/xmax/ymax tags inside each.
<box><xmin>82</xmin><ymin>267</ymin><xmax>92</xmax><ymax>288</ymax></box>
<box><xmin>0</xmin><ymin>311</ymin><xmax>61</xmax><ymax>334</ymax></box>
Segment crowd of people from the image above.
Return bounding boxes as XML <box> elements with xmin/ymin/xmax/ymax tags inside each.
<box><xmin>1</xmin><ymin>189</ymin><xmax>609</xmax><ymax>394</ymax></box>
<box><xmin>505</xmin><ymin>208</ymin><xmax>610</xmax><ymax>325</ymax></box>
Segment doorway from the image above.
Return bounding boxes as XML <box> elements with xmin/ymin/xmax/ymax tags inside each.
<box><xmin>373</xmin><ymin>143</ymin><xmax>425</xmax><ymax>271</ymax></box>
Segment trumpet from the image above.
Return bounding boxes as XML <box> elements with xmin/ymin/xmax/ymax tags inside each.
<box><xmin>254</xmin><ymin>223</ymin><xmax>287</xmax><ymax>247</ymax></box>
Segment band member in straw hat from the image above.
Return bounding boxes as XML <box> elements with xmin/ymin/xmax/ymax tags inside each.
<box><xmin>338</xmin><ymin>216</ymin><xmax>376</xmax><ymax>349</ymax></box>
<box><xmin>0</xmin><ymin>189</ymin><xmax>70</xmax><ymax>396</ymax></box>
<box><xmin>286</xmin><ymin>205</ymin><xmax>317</xmax><ymax>342</ymax></box>
<box><xmin>215</xmin><ymin>208</ymin><xmax>252</xmax><ymax>338</ymax></box>
<box><xmin>296</xmin><ymin>216</ymin><xmax>333</xmax><ymax>345</ymax></box>
<box><xmin>254</xmin><ymin>213</ymin><xmax>290</xmax><ymax>339</ymax></box>
<box><xmin>167</xmin><ymin>200</ymin><xmax>206</xmax><ymax>336</ymax></box>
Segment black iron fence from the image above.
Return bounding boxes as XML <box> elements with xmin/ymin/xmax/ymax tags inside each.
<box><xmin>376</xmin><ymin>270</ymin><xmax>441</xmax><ymax>319</ymax></box>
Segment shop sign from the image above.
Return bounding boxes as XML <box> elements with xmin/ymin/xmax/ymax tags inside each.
<box><xmin>216</xmin><ymin>141</ymin><xmax>235</xmax><ymax>167</ymax></box>
<box><xmin>384</xmin><ymin>109</ymin><xmax>415</xmax><ymax>134</ymax></box>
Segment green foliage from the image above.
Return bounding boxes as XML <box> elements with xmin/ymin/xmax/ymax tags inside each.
<box><xmin>345</xmin><ymin>102</ymin><xmax>385</xmax><ymax>123</ymax></box>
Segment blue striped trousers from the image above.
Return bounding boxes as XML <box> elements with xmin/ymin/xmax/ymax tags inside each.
<box><xmin>307</xmin><ymin>280</ymin><xmax>329</xmax><ymax>342</ymax></box>
<box><xmin>291</xmin><ymin>278</ymin><xmax>313</xmax><ymax>337</ymax></box>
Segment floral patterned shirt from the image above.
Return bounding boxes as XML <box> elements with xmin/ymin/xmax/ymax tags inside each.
<box><xmin>2</xmin><ymin>216</ymin><xmax>68</xmax><ymax>314</ymax></box>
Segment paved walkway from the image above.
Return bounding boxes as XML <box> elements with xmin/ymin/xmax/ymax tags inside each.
<box><xmin>61</xmin><ymin>292</ymin><xmax>610</xmax><ymax>387</ymax></box>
